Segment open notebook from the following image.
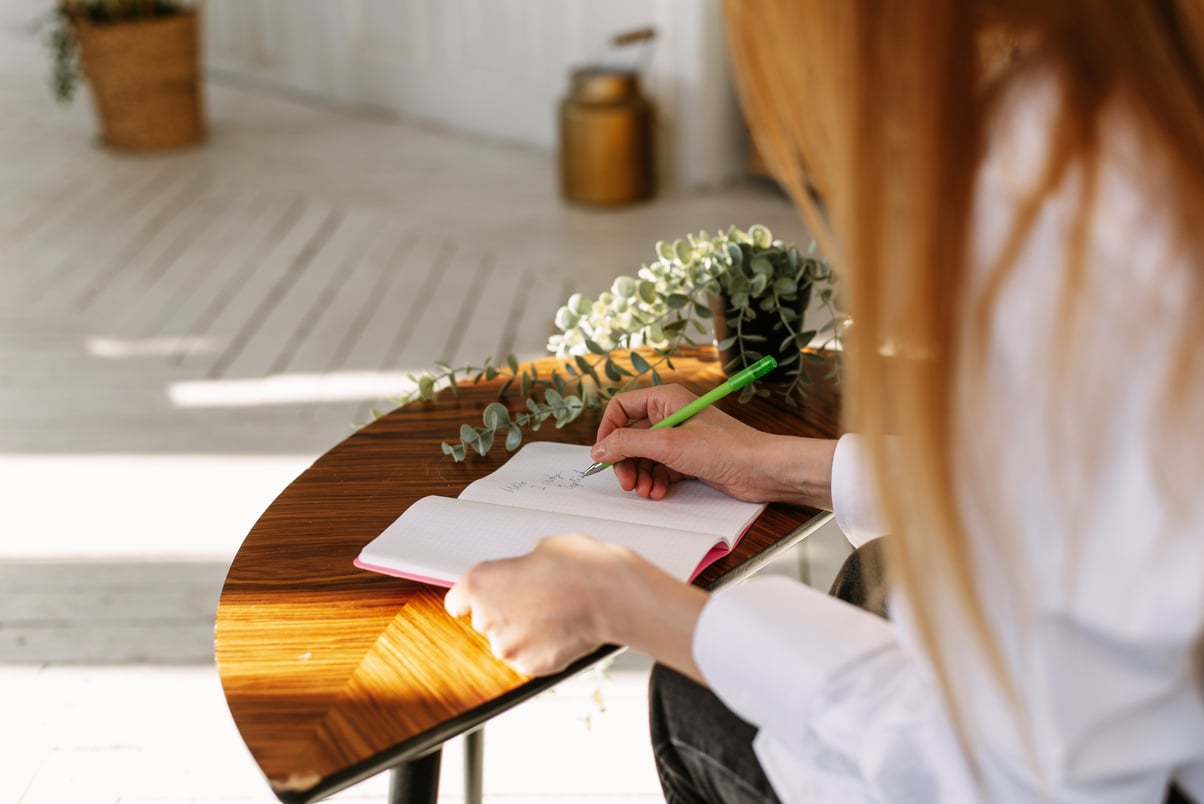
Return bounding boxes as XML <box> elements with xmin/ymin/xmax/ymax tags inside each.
<box><xmin>355</xmin><ymin>441</ymin><xmax>767</xmax><ymax>587</ymax></box>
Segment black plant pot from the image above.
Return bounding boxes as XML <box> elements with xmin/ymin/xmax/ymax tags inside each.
<box><xmin>709</xmin><ymin>285</ymin><xmax>811</xmax><ymax>379</ymax></box>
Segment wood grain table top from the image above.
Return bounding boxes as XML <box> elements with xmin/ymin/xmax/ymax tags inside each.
<box><xmin>215</xmin><ymin>347</ymin><xmax>842</xmax><ymax>803</ymax></box>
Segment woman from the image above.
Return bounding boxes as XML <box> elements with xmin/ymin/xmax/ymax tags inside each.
<box><xmin>445</xmin><ymin>0</ymin><xmax>1204</xmax><ymax>799</ymax></box>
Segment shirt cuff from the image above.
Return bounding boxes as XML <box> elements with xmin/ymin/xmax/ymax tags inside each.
<box><xmin>831</xmin><ymin>433</ymin><xmax>891</xmax><ymax>548</ymax></box>
<box><xmin>693</xmin><ymin>575</ymin><xmax>898</xmax><ymax>740</ymax></box>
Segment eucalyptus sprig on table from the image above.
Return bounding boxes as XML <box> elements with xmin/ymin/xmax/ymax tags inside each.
<box><xmin>379</xmin><ymin>225</ymin><xmax>841</xmax><ymax>462</ymax></box>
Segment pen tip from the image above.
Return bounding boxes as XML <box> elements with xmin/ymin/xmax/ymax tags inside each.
<box><xmin>581</xmin><ymin>462</ymin><xmax>604</xmax><ymax>477</ymax></box>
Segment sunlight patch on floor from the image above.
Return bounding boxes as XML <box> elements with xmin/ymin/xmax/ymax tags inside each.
<box><xmin>166</xmin><ymin>370</ymin><xmax>426</xmax><ymax>408</ymax></box>
<box><xmin>0</xmin><ymin>455</ymin><xmax>312</xmax><ymax>560</ymax></box>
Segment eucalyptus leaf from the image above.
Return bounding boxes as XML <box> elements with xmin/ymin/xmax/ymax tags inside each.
<box><xmin>483</xmin><ymin>402</ymin><xmax>510</xmax><ymax>429</ymax></box>
<box><xmin>460</xmin><ymin>423</ymin><xmax>478</xmax><ymax>447</ymax></box>
<box><xmin>505</xmin><ymin>423</ymin><xmax>523</xmax><ymax>451</ymax></box>
<box><xmin>666</xmin><ymin>293</ymin><xmax>690</xmax><ymax>309</ymax></box>
<box><xmin>473</xmin><ymin>427</ymin><xmax>495</xmax><ymax>456</ymax></box>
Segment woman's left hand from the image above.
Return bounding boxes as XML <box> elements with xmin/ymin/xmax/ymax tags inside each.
<box><xmin>445</xmin><ymin>533</ymin><xmax>709</xmax><ymax>680</ymax></box>
<box><xmin>444</xmin><ymin>533</ymin><xmax>633</xmax><ymax>676</ymax></box>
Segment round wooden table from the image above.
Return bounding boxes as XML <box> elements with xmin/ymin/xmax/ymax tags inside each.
<box><xmin>215</xmin><ymin>347</ymin><xmax>841</xmax><ymax>803</ymax></box>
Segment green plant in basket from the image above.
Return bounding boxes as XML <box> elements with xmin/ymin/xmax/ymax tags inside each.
<box><xmin>384</xmin><ymin>224</ymin><xmax>841</xmax><ymax>461</ymax></box>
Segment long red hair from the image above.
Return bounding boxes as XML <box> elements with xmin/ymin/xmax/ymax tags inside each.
<box><xmin>723</xmin><ymin>0</ymin><xmax>1204</xmax><ymax>750</ymax></box>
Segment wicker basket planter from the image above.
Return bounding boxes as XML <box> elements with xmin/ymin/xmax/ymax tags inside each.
<box><xmin>73</xmin><ymin>8</ymin><xmax>205</xmax><ymax>150</ymax></box>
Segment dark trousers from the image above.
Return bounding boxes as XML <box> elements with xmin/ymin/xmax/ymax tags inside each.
<box><xmin>648</xmin><ymin>539</ymin><xmax>888</xmax><ymax>804</ymax></box>
<box><xmin>647</xmin><ymin>540</ymin><xmax>1193</xmax><ymax>803</ymax></box>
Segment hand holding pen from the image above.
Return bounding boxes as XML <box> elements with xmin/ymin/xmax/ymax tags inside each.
<box><xmin>584</xmin><ymin>356</ymin><xmax>823</xmax><ymax>503</ymax></box>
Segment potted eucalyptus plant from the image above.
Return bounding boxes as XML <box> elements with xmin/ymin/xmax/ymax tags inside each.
<box><xmin>44</xmin><ymin>0</ymin><xmax>205</xmax><ymax>150</ymax></box>
<box><xmin>385</xmin><ymin>224</ymin><xmax>842</xmax><ymax>462</ymax></box>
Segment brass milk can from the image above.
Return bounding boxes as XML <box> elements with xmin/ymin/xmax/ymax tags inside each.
<box><xmin>559</xmin><ymin>63</ymin><xmax>654</xmax><ymax>205</ymax></box>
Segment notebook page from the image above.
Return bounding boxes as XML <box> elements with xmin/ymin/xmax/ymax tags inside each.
<box><xmin>458</xmin><ymin>441</ymin><xmax>765</xmax><ymax>547</ymax></box>
<box><xmin>356</xmin><ymin>495</ymin><xmax>721</xmax><ymax>586</ymax></box>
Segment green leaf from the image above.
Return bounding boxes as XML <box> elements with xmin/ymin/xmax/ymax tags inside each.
<box><xmin>441</xmin><ymin>441</ymin><xmax>455</xmax><ymax>455</ymax></box>
<box><xmin>666</xmin><ymin>293</ymin><xmax>690</xmax><ymax>309</ymax></box>
<box><xmin>585</xmin><ymin>338</ymin><xmax>608</xmax><ymax>356</ymax></box>
<box><xmin>505</xmin><ymin>423</ymin><xmax>523</xmax><ymax>451</ymax></box>
<box><xmin>738</xmin><ymin>385</ymin><xmax>756</xmax><ymax>403</ymax></box>
<box><xmin>773</xmin><ymin>277</ymin><xmax>797</xmax><ymax>295</ymax></box>
<box><xmin>716</xmin><ymin>336</ymin><xmax>737</xmax><ymax>351</ymax></box>
<box><xmin>545</xmin><ymin>388</ymin><xmax>563</xmax><ymax>408</ymax></box>
<box><xmin>497</xmin><ymin>377</ymin><xmax>514</xmax><ymax>398</ymax></box>
<box><xmin>674</xmin><ymin>238</ymin><xmax>692</xmax><ymax>264</ymax></box>
<box><xmin>484</xmin><ymin>365</ymin><xmax>499</xmax><ymax>381</ymax></box>
<box><xmin>460</xmin><ymin>423</ymin><xmax>478</xmax><ymax>447</ymax></box>
<box><xmin>656</xmin><ymin>240</ymin><xmax>675</xmax><ymax>262</ymax></box>
<box><xmin>418</xmin><ymin>375</ymin><xmax>436</xmax><ymax>400</ymax></box>
<box><xmin>520</xmin><ymin>372</ymin><xmax>533</xmax><ymax>396</ymax></box>
<box><xmin>750</xmin><ymin>255</ymin><xmax>773</xmax><ymax>278</ymax></box>
<box><xmin>574</xmin><ymin>354</ymin><xmax>600</xmax><ymax>384</ymax></box>
<box><xmin>722</xmin><ymin>243</ymin><xmax>741</xmax><ymax>268</ymax></box>
<box><xmin>473</xmin><ymin>427</ymin><xmax>495</xmax><ymax>456</ymax></box>
<box><xmin>604</xmin><ymin>358</ymin><xmax>623</xmax><ymax>382</ymax></box>
<box><xmin>629</xmin><ymin>351</ymin><xmax>652</xmax><ymax>374</ymax></box>
<box><xmin>693</xmin><ymin>301</ymin><xmax>713</xmax><ymax>319</ymax></box>
<box><xmin>506</xmin><ymin>353</ymin><xmax>519</xmax><ymax>373</ymax></box>
<box><xmin>552</xmin><ymin>372</ymin><xmax>567</xmax><ymax>394</ymax></box>
<box><xmin>651</xmin><ymin>368</ymin><xmax>662</xmax><ymax>385</ymax></box>
<box><xmin>749</xmin><ymin>224</ymin><xmax>773</xmax><ymax>249</ymax></box>
<box><xmin>483</xmin><ymin>402</ymin><xmax>510</xmax><ymax>429</ymax></box>
<box><xmin>637</xmin><ymin>280</ymin><xmax>659</xmax><ymax>305</ymax></box>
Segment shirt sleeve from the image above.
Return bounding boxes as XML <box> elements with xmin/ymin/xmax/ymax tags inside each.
<box><xmin>830</xmin><ymin>433</ymin><xmax>891</xmax><ymax>548</ymax></box>
<box><xmin>693</xmin><ymin>576</ymin><xmax>966</xmax><ymax>800</ymax></box>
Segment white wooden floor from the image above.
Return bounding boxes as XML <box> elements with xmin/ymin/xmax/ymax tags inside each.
<box><xmin>0</xmin><ymin>13</ymin><xmax>852</xmax><ymax>803</ymax></box>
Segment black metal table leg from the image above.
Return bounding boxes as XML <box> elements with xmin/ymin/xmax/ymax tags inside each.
<box><xmin>464</xmin><ymin>728</ymin><xmax>484</xmax><ymax>804</ymax></box>
<box><xmin>388</xmin><ymin>748</ymin><xmax>442</xmax><ymax>804</ymax></box>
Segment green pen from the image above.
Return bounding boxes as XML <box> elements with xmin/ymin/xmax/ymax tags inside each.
<box><xmin>581</xmin><ymin>354</ymin><xmax>778</xmax><ymax>477</ymax></box>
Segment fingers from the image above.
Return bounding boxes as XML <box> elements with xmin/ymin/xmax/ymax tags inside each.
<box><xmin>444</xmin><ymin>579</ymin><xmax>472</xmax><ymax>617</ymax></box>
<box><xmin>591</xmin><ymin>420</ymin><xmax>683</xmax><ymax>469</ymax></box>
<box><xmin>443</xmin><ymin>537</ymin><xmax>612</xmax><ymax>676</ymax></box>
<box><xmin>596</xmin><ymin>385</ymin><xmax>698</xmax><ymax>440</ymax></box>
